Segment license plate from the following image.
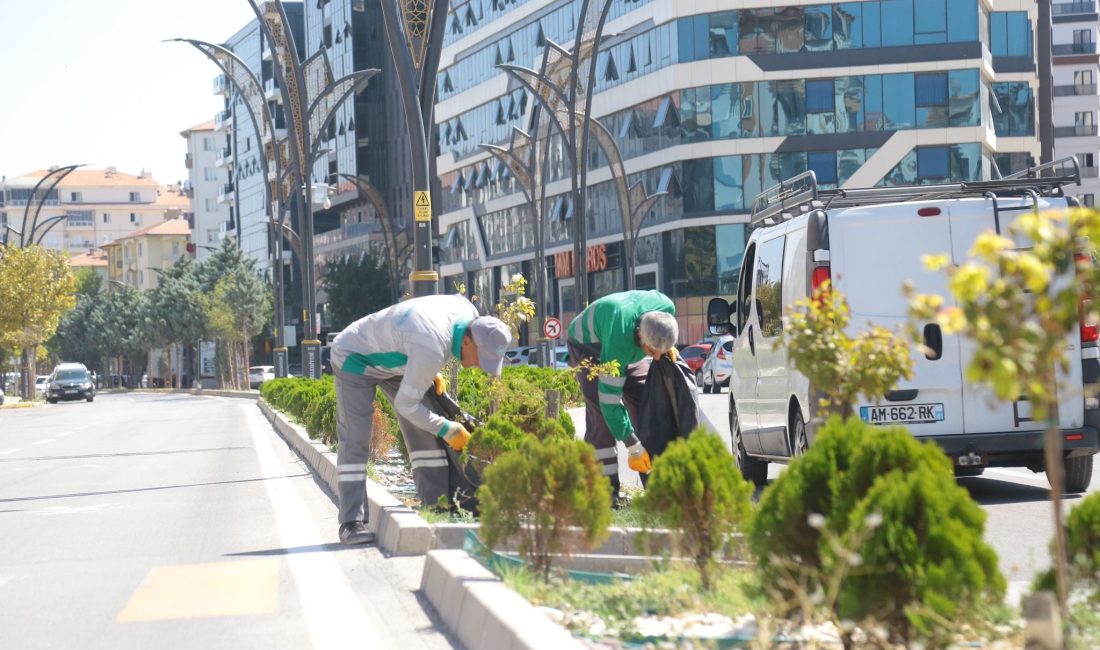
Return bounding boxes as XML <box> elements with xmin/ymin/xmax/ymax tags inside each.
<box><xmin>859</xmin><ymin>403</ymin><xmax>944</xmax><ymax>425</ymax></box>
<box><xmin>64</xmin><ymin>389</ymin><xmax>78</xmax><ymax>394</ymax></box>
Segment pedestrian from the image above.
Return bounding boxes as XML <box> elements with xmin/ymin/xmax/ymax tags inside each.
<box><xmin>329</xmin><ymin>294</ymin><xmax>513</xmax><ymax>545</ymax></box>
<box><xmin>566</xmin><ymin>289</ymin><xmax>679</xmax><ymax>505</ymax></box>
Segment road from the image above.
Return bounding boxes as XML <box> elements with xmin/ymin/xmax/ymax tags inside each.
<box><xmin>0</xmin><ymin>392</ymin><xmax>459</xmax><ymax>650</ymax></box>
<box><xmin>690</xmin><ymin>389</ymin><xmax>1099</xmax><ymax>604</ymax></box>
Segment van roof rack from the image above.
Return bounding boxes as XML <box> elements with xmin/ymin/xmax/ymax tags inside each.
<box><xmin>749</xmin><ymin>157</ymin><xmax>1081</xmax><ymax>228</ymax></box>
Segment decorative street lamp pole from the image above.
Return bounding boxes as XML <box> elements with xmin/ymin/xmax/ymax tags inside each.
<box><xmin>246</xmin><ymin>0</ymin><xmax>377</xmax><ymax>378</ymax></box>
<box><xmin>377</xmin><ymin>0</ymin><xmax>449</xmax><ymax>297</ymax></box>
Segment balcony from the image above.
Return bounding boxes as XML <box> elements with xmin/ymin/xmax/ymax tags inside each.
<box><xmin>264</xmin><ymin>77</ymin><xmax>281</xmax><ymax>102</ymax></box>
<box><xmin>1052</xmin><ymin>1</ymin><xmax>1096</xmax><ymax>15</ymax></box>
<box><xmin>185</xmin><ymin>153</ymin><xmax>193</xmax><ymax>169</ymax></box>
<box><xmin>215</xmin><ymin>145</ymin><xmax>232</xmax><ymax>168</ymax></box>
<box><xmin>1054</xmin><ymin>125</ymin><xmax>1099</xmax><ymax>137</ymax></box>
<box><xmin>217</xmin><ymin>182</ymin><xmax>235</xmax><ymax>205</ymax></box>
<box><xmin>213</xmin><ymin>73</ymin><xmax>230</xmax><ymax>96</ymax></box>
<box><xmin>215</xmin><ymin>109</ymin><xmax>233</xmax><ymax>131</ymax></box>
<box><xmin>1054</xmin><ymin>84</ymin><xmax>1098</xmax><ymax>97</ymax></box>
<box><xmin>1053</xmin><ymin>42</ymin><xmax>1098</xmax><ymax>56</ymax></box>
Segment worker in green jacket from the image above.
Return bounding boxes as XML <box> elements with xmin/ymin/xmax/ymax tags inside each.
<box><xmin>566</xmin><ymin>290</ymin><xmax>678</xmax><ymax>503</ymax></box>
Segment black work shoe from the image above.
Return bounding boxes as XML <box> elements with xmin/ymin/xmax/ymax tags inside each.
<box><xmin>338</xmin><ymin>521</ymin><xmax>376</xmax><ymax>545</ymax></box>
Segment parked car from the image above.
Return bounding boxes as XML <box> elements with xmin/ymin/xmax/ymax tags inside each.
<box><xmin>0</xmin><ymin>384</ymin><xmax>4</xmax><ymax>405</ymax></box>
<box><xmin>504</xmin><ymin>346</ymin><xmax>536</xmax><ymax>366</ymax></box>
<box><xmin>699</xmin><ymin>336</ymin><xmax>734</xmax><ymax>393</ymax></box>
<box><xmin>706</xmin><ymin>163</ymin><xmax>1098</xmax><ymax>491</ymax></box>
<box><xmin>35</xmin><ymin>376</ymin><xmax>49</xmax><ymax>398</ymax></box>
<box><xmin>249</xmin><ymin>365</ymin><xmax>276</xmax><ymax>389</ymax></box>
<box><xmin>678</xmin><ymin>343</ymin><xmax>713</xmax><ymax>383</ymax></box>
<box><xmin>47</xmin><ymin>363</ymin><xmax>95</xmax><ymax>403</ymax></box>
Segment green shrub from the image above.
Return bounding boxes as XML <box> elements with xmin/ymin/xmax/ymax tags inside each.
<box><xmin>1037</xmin><ymin>490</ymin><xmax>1100</xmax><ymax>602</ymax></box>
<box><xmin>477</xmin><ymin>436</ymin><xmax>612</xmax><ymax>582</ymax></box>
<box><xmin>634</xmin><ymin>429</ymin><xmax>754</xmax><ymax>590</ymax></box>
<box><xmin>749</xmin><ymin>417</ymin><xmax>1004</xmax><ymax>644</ymax></box>
<box><xmin>304</xmin><ymin>390</ymin><xmax>337</xmax><ymax>446</ymax></box>
<box><xmin>456</xmin><ymin>366</ymin><xmax>578</xmax><ymax>436</ymax></box>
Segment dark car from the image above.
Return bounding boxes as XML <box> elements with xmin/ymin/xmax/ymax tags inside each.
<box><xmin>47</xmin><ymin>364</ymin><xmax>96</xmax><ymax>403</ymax></box>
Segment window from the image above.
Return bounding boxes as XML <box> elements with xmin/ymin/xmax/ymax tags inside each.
<box><xmin>130</xmin><ymin>213</ymin><xmax>138</xmax><ymax>223</ymax></box>
<box><xmin>66</xmin><ymin>210</ymin><xmax>93</xmax><ymax>227</ymax></box>
<box><xmin>204</xmin><ymin>167</ymin><xmax>218</xmax><ymax>182</ymax></box>
<box><xmin>102</xmin><ymin>213</ymin><xmax>111</xmax><ymax>224</ymax></box>
<box><xmin>1075</xmin><ymin>70</ymin><xmax>1095</xmax><ymax>95</ymax></box>
<box><xmin>1084</xmin><ymin>194</ymin><xmax>1095</xmax><ymax>207</ymax></box>
<box><xmin>207</xmin><ymin>228</ymin><xmax>218</xmax><ymax>243</ymax></box>
<box><xmin>203</xmin><ymin>137</ymin><xmax>214</xmax><ymax>151</ymax></box>
<box><xmin>70</xmin><ymin>191</ymin><xmax>82</xmax><ymax>202</ymax></box>
<box><xmin>990</xmin><ymin>12</ymin><xmax>1032</xmax><ymax>57</ymax></box>
<box><xmin>914</xmin><ymin>0</ymin><xmax>946</xmax><ymax>44</ymax></box>
<box><xmin>129</xmin><ymin>192</ymin><xmax>140</xmax><ymax>202</ymax></box>
<box><xmin>808</xmin><ymin>151</ymin><xmax>838</xmax><ymax>185</ymax></box>
<box><xmin>205</xmin><ymin>198</ymin><xmax>216</xmax><ymax>211</ymax></box>
<box><xmin>753</xmin><ymin>236</ymin><xmax>785</xmax><ymax>338</ymax></box>
<box><xmin>915</xmin><ymin>72</ymin><xmax>948</xmax><ymax>128</ymax></box>
<box><xmin>172</xmin><ymin>241</ymin><xmax>180</xmax><ymax>257</ymax></box>
<box><xmin>917</xmin><ymin>147</ymin><xmax>950</xmax><ymax>179</ymax></box>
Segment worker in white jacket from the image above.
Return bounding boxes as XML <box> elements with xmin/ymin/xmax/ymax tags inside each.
<box><xmin>329</xmin><ymin>295</ymin><xmax>512</xmax><ymax>545</ymax></box>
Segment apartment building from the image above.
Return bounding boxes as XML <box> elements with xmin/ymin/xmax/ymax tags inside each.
<box><xmin>433</xmin><ymin>0</ymin><xmax>1044</xmax><ymax>343</ymax></box>
<box><xmin>1050</xmin><ymin>0</ymin><xmax>1100</xmax><ymax>206</ymax></box>
<box><xmin>68</xmin><ymin>250</ymin><xmax>108</xmax><ymax>282</ymax></box>
<box><xmin>0</xmin><ymin>167</ymin><xmax>191</xmax><ymax>256</ymax></box>
<box><xmin>180</xmin><ymin>119</ymin><xmax>231</xmax><ymax>260</ymax></box>
<box><xmin>101</xmin><ymin>217</ymin><xmax>191</xmax><ymax>292</ymax></box>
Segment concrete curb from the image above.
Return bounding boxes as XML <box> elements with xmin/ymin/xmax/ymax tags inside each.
<box><xmin>255</xmin><ymin>399</ymin><xmax>433</xmax><ymax>556</ymax></box>
<box><xmin>421</xmin><ymin>550</ymin><xmax>586</xmax><ymax>650</ymax></box>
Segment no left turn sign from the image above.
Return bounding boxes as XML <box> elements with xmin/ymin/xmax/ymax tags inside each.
<box><xmin>543</xmin><ymin>316</ymin><xmax>562</xmax><ymax>339</ymax></box>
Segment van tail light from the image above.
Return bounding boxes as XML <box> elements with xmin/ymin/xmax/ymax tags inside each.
<box><xmin>812</xmin><ymin>266</ymin><xmax>831</xmax><ymax>294</ymax></box>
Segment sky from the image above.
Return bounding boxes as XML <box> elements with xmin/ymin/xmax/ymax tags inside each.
<box><xmin>0</xmin><ymin>0</ymin><xmax>260</xmax><ymax>186</ymax></box>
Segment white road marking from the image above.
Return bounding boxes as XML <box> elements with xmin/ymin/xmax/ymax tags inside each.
<box><xmin>35</xmin><ymin>503</ymin><xmax>118</xmax><ymax>516</ymax></box>
<box><xmin>0</xmin><ymin>448</ymin><xmax>21</xmax><ymax>455</ymax></box>
<box><xmin>31</xmin><ymin>439</ymin><xmax>54</xmax><ymax>446</ymax></box>
<box><xmin>243</xmin><ymin>405</ymin><xmax>385</xmax><ymax>649</ymax></box>
<box><xmin>985</xmin><ymin>467</ymin><xmax>1050</xmax><ymax>485</ymax></box>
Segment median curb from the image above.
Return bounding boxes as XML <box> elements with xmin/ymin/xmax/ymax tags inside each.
<box><xmin>421</xmin><ymin>550</ymin><xmax>586</xmax><ymax>650</ymax></box>
<box><xmin>256</xmin><ymin>399</ymin><xmax>433</xmax><ymax>556</ymax></box>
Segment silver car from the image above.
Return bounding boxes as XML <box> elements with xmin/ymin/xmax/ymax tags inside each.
<box><xmin>700</xmin><ymin>335</ymin><xmax>734</xmax><ymax>394</ymax></box>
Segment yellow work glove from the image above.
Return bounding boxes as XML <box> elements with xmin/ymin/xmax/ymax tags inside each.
<box><xmin>441</xmin><ymin>421</ymin><xmax>471</xmax><ymax>452</ymax></box>
<box><xmin>665</xmin><ymin>347</ymin><xmax>679</xmax><ymax>362</ymax></box>
<box><xmin>433</xmin><ymin>373</ymin><xmax>446</xmax><ymax>396</ymax></box>
<box><xmin>626</xmin><ymin>441</ymin><xmax>652</xmax><ymax>474</ymax></box>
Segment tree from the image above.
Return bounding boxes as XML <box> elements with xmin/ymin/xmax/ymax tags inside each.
<box><xmin>0</xmin><ymin>244</ymin><xmax>77</xmax><ymax>399</ymax></box>
<box><xmin>145</xmin><ymin>257</ymin><xmax>205</xmax><ymax>388</ymax></box>
<box><xmin>909</xmin><ymin>207</ymin><xmax>1100</xmax><ymax>618</ymax></box>
<box><xmin>321</xmin><ymin>252</ymin><xmax>393</xmax><ymax>330</ymax></box>
<box><xmin>88</xmin><ymin>286</ymin><xmax>149</xmax><ymax>386</ymax></box>
<box><xmin>196</xmin><ymin>238</ymin><xmax>269</xmax><ymax>389</ymax></box>
<box><xmin>50</xmin><ymin>269</ymin><xmax>105</xmax><ymax>375</ymax></box>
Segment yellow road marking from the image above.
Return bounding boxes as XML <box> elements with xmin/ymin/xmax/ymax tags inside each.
<box><xmin>117</xmin><ymin>559</ymin><xmax>280</xmax><ymax>622</ymax></box>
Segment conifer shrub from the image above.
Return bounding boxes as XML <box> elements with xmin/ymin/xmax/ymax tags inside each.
<box><xmin>456</xmin><ymin>366</ymin><xmax>577</xmax><ymax>436</ymax></box>
<box><xmin>633</xmin><ymin>429</ymin><xmax>754</xmax><ymax>590</ymax></box>
<box><xmin>1036</xmin><ymin>490</ymin><xmax>1100</xmax><ymax>601</ymax></box>
<box><xmin>749</xmin><ymin>417</ymin><xmax>1004</xmax><ymax>644</ymax></box>
<box><xmin>477</xmin><ymin>436</ymin><xmax>612</xmax><ymax>581</ymax></box>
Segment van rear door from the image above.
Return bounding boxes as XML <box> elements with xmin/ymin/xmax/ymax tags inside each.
<box><xmin>830</xmin><ymin>201</ymin><xmax>966</xmax><ymax>438</ymax></box>
<box><xmin>947</xmin><ymin>197</ymin><xmax>1084</xmax><ymax>434</ymax></box>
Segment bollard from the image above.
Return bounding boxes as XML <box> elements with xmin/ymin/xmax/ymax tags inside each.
<box><xmin>545</xmin><ymin>388</ymin><xmax>560</xmax><ymax>420</ymax></box>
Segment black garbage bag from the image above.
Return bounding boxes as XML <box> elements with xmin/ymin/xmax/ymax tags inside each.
<box><xmin>424</xmin><ymin>388</ymin><xmax>482</xmax><ymax>514</ymax></box>
<box><xmin>636</xmin><ymin>355</ymin><xmax>700</xmax><ymax>459</ymax></box>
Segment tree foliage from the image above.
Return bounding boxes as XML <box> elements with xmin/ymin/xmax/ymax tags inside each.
<box><xmin>322</xmin><ymin>252</ymin><xmax>393</xmax><ymax>330</ymax></box>
<box><xmin>779</xmin><ymin>282</ymin><xmax>914</xmax><ymax>419</ymax></box>
<box><xmin>0</xmin><ymin>244</ymin><xmax>77</xmax><ymax>351</ymax></box>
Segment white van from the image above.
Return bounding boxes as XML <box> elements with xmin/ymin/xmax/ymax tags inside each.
<box><xmin>707</xmin><ymin>160</ymin><xmax>1098</xmax><ymax>492</ymax></box>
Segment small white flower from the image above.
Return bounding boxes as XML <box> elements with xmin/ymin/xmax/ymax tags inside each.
<box><xmin>865</xmin><ymin>512</ymin><xmax>884</xmax><ymax>529</ymax></box>
<box><xmin>807</xmin><ymin>513</ymin><xmax>826</xmax><ymax>529</ymax></box>
<box><xmin>848</xmin><ymin>552</ymin><xmax>863</xmax><ymax>566</ymax></box>
<box><xmin>511</xmin><ymin>273</ymin><xmax>523</xmax><ymax>283</ymax></box>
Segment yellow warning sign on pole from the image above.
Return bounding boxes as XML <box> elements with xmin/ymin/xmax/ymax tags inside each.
<box><xmin>414</xmin><ymin>190</ymin><xmax>432</xmax><ymax>222</ymax></box>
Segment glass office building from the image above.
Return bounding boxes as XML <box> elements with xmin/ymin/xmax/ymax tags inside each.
<box><xmin>433</xmin><ymin>0</ymin><xmax>1043</xmax><ymax>343</ymax></box>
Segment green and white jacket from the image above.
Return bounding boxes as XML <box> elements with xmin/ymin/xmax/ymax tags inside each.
<box><xmin>567</xmin><ymin>290</ymin><xmax>676</xmax><ymax>441</ymax></box>
<box><xmin>331</xmin><ymin>294</ymin><xmax>479</xmax><ymax>436</ymax></box>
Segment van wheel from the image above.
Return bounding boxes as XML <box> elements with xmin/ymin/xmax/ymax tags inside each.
<box><xmin>790</xmin><ymin>409</ymin><xmax>808</xmax><ymax>457</ymax></box>
<box><xmin>711</xmin><ymin>372</ymin><xmax>722</xmax><ymax>394</ymax></box>
<box><xmin>731</xmin><ymin>401</ymin><xmax>767</xmax><ymax>486</ymax></box>
<box><xmin>702</xmin><ymin>374</ymin><xmax>713</xmax><ymax>394</ymax></box>
<box><xmin>695</xmin><ymin>370</ymin><xmax>702</xmax><ymax>388</ymax></box>
<box><xmin>1060</xmin><ymin>455</ymin><xmax>1095</xmax><ymax>493</ymax></box>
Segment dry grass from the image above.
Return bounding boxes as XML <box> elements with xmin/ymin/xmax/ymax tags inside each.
<box><xmin>369</xmin><ymin>408</ymin><xmax>397</xmax><ymax>462</ymax></box>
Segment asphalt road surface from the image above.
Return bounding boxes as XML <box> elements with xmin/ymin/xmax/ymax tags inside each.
<box><xmin>0</xmin><ymin>392</ymin><xmax>460</xmax><ymax>650</ymax></box>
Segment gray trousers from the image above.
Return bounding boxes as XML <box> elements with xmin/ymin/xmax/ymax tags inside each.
<box><xmin>567</xmin><ymin>340</ymin><xmax>650</xmax><ymax>496</ymax></box>
<box><xmin>333</xmin><ymin>367</ymin><xmax>452</xmax><ymax>524</ymax></box>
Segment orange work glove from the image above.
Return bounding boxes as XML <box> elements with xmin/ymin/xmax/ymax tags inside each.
<box><xmin>441</xmin><ymin>421</ymin><xmax>471</xmax><ymax>452</ymax></box>
<box><xmin>433</xmin><ymin>373</ymin><xmax>446</xmax><ymax>396</ymax></box>
<box><xmin>626</xmin><ymin>441</ymin><xmax>652</xmax><ymax>474</ymax></box>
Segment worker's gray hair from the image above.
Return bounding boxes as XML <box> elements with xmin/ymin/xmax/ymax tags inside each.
<box><xmin>638</xmin><ymin>311</ymin><xmax>678</xmax><ymax>352</ymax></box>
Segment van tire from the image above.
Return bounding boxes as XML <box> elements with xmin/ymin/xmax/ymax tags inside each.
<box><xmin>1061</xmin><ymin>455</ymin><xmax>1095</xmax><ymax>493</ymax></box>
<box><xmin>695</xmin><ymin>370</ymin><xmax>702</xmax><ymax>388</ymax></box>
<box><xmin>702</xmin><ymin>375</ymin><xmax>713</xmax><ymax>394</ymax></box>
<box><xmin>731</xmin><ymin>401</ymin><xmax>768</xmax><ymax>486</ymax></box>
<box><xmin>711</xmin><ymin>372</ymin><xmax>722</xmax><ymax>394</ymax></box>
<box><xmin>790</xmin><ymin>409</ymin><xmax>808</xmax><ymax>457</ymax></box>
